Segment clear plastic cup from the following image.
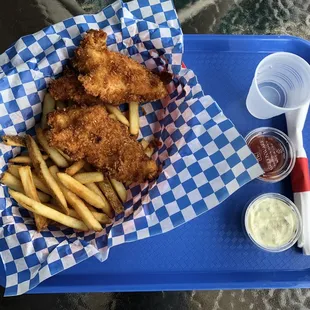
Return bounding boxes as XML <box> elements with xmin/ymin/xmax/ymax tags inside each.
<box><xmin>246</xmin><ymin>52</ymin><xmax>310</xmax><ymax>119</ymax></box>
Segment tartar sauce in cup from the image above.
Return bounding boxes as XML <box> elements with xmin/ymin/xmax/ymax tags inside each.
<box><xmin>244</xmin><ymin>193</ymin><xmax>301</xmax><ymax>252</ymax></box>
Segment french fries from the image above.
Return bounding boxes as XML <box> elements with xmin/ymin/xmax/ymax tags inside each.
<box><xmin>125</xmin><ymin>181</ymin><xmax>132</xmax><ymax>187</ymax></box>
<box><xmin>0</xmin><ymin>88</ymin><xmax>152</xmax><ymax>233</ymax></box>
<box><xmin>31</xmin><ymin>172</ymin><xmax>51</xmax><ymax>195</ymax></box>
<box><xmin>57</xmin><ymin>172</ymin><xmax>113</xmax><ymax>217</ymax></box>
<box><xmin>98</xmin><ymin>179</ymin><xmax>124</xmax><ymax>214</ymax></box>
<box><xmin>1</xmin><ymin>172</ymin><xmax>25</xmax><ymax>192</ymax></box>
<box><xmin>82</xmin><ymin>165</ymin><xmax>119</xmax><ymax>214</ymax></box>
<box><xmin>105</xmin><ymin>104</ymin><xmax>129</xmax><ymax>126</ymax></box>
<box><xmin>69</xmin><ymin>209</ymin><xmax>111</xmax><ymax>225</ymax></box>
<box><xmin>7</xmin><ymin>165</ymin><xmax>51</xmax><ymax>195</ymax></box>
<box><xmin>9</xmin><ymin>190</ymin><xmax>88</xmax><ymax>231</ymax></box>
<box><xmin>73</xmin><ymin>172</ymin><xmax>104</xmax><ymax>184</ymax></box>
<box><xmin>85</xmin><ymin>202</ymin><xmax>97</xmax><ymax>212</ymax></box>
<box><xmin>18</xmin><ymin>166</ymin><xmax>48</xmax><ymax>231</ymax></box>
<box><xmin>36</xmin><ymin>191</ymin><xmax>52</xmax><ymax>203</ymax></box>
<box><xmin>84</xmin><ymin>183</ymin><xmax>111</xmax><ymax>211</ymax></box>
<box><xmin>56</xmin><ymin>149</ymin><xmax>73</xmax><ymax>162</ymax></box>
<box><xmin>1</xmin><ymin>135</ymin><xmax>26</xmax><ymax>147</ymax></box>
<box><xmin>109</xmin><ymin>178</ymin><xmax>127</xmax><ymax>203</ymax></box>
<box><xmin>65</xmin><ymin>160</ymin><xmax>85</xmax><ymax>176</ymax></box>
<box><xmin>48</xmin><ymin>203</ymin><xmax>111</xmax><ymax>225</ymax></box>
<box><xmin>18</xmin><ymin>166</ymin><xmax>40</xmax><ymax>201</ymax></box>
<box><xmin>140</xmin><ymin>139</ymin><xmax>149</xmax><ymax>150</ymax></box>
<box><xmin>85</xmin><ymin>182</ymin><xmax>106</xmax><ymax>200</ymax></box>
<box><xmin>64</xmin><ymin>191</ymin><xmax>104</xmax><ymax>232</ymax></box>
<box><xmin>49</xmin><ymin>166</ymin><xmax>102</xmax><ymax>232</ymax></box>
<box><xmin>9</xmin><ymin>155</ymin><xmax>48</xmax><ymax>165</ymax></box>
<box><xmin>129</xmin><ymin>102</ymin><xmax>139</xmax><ymax>135</ymax></box>
<box><xmin>1</xmin><ymin>135</ymin><xmax>45</xmax><ymax>151</ymax></box>
<box><xmin>109</xmin><ymin>114</ymin><xmax>117</xmax><ymax>120</ymax></box>
<box><xmin>41</xmin><ymin>93</ymin><xmax>55</xmax><ymax>129</ymax></box>
<box><xmin>36</xmin><ymin>127</ymin><xmax>69</xmax><ymax>168</ymax></box>
<box><xmin>0</xmin><ymin>172</ymin><xmax>50</xmax><ymax>203</ymax></box>
<box><xmin>25</xmin><ymin>135</ymin><xmax>68</xmax><ymax>214</ymax></box>
<box><xmin>6</xmin><ymin>165</ymin><xmax>20</xmax><ymax>178</ymax></box>
<box><xmin>140</xmin><ymin>139</ymin><xmax>155</xmax><ymax>157</ymax></box>
<box><xmin>145</xmin><ymin>145</ymin><xmax>154</xmax><ymax>158</ymax></box>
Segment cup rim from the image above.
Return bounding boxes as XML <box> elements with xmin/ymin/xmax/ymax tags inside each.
<box><xmin>244</xmin><ymin>193</ymin><xmax>302</xmax><ymax>252</ymax></box>
<box><xmin>253</xmin><ymin>52</ymin><xmax>310</xmax><ymax>111</ymax></box>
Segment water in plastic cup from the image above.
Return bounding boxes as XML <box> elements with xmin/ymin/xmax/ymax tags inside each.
<box><xmin>246</xmin><ymin>52</ymin><xmax>310</xmax><ymax>119</ymax></box>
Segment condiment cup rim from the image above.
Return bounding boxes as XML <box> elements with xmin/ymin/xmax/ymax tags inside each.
<box><xmin>245</xmin><ymin>127</ymin><xmax>296</xmax><ymax>183</ymax></box>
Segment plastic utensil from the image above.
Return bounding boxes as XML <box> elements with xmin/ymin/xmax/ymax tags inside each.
<box><xmin>246</xmin><ymin>52</ymin><xmax>310</xmax><ymax>119</ymax></box>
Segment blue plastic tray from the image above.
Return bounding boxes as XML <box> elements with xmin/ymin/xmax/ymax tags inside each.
<box><xmin>2</xmin><ymin>34</ymin><xmax>310</xmax><ymax>293</ymax></box>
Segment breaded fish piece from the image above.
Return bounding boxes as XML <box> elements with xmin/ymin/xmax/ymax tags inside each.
<box><xmin>47</xmin><ymin>105</ymin><xmax>158</xmax><ymax>183</ymax></box>
<box><xmin>48</xmin><ymin>68</ymin><xmax>103</xmax><ymax>106</ymax></box>
<box><xmin>73</xmin><ymin>29</ymin><xmax>168</xmax><ymax>105</ymax></box>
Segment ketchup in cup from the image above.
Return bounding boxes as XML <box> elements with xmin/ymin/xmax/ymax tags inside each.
<box><xmin>245</xmin><ymin>127</ymin><xmax>296</xmax><ymax>182</ymax></box>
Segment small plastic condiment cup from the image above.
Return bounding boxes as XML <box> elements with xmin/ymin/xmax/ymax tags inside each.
<box><xmin>245</xmin><ymin>127</ymin><xmax>296</xmax><ymax>183</ymax></box>
<box><xmin>244</xmin><ymin>193</ymin><xmax>302</xmax><ymax>253</ymax></box>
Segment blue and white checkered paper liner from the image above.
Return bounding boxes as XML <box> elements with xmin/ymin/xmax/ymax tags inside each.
<box><xmin>0</xmin><ymin>0</ymin><xmax>263</xmax><ymax>296</ymax></box>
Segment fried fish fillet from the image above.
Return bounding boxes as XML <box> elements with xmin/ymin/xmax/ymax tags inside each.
<box><xmin>73</xmin><ymin>29</ymin><xmax>168</xmax><ymax>105</ymax></box>
<box><xmin>48</xmin><ymin>68</ymin><xmax>103</xmax><ymax>106</ymax></box>
<box><xmin>47</xmin><ymin>105</ymin><xmax>158</xmax><ymax>183</ymax></box>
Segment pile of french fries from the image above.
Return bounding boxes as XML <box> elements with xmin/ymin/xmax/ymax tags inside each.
<box><xmin>0</xmin><ymin>93</ymin><xmax>155</xmax><ymax>233</ymax></box>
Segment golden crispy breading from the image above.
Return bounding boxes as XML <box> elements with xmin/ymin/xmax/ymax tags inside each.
<box><xmin>48</xmin><ymin>68</ymin><xmax>104</xmax><ymax>106</ymax></box>
<box><xmin>47</xmin><ymin>105</ymin><xmax>158</xmax><ymax>183</ymax></box>
<box><xmin>73</xmin><ymin>29</ymin><xmax>168</xmax><ymax>105</ymax></box>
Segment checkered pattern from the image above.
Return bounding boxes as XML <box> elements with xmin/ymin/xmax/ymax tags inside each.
<box><xmin>0</xmin><ymin>0</ymin><xmax>263</xmax><ymax>296</ymax></box>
